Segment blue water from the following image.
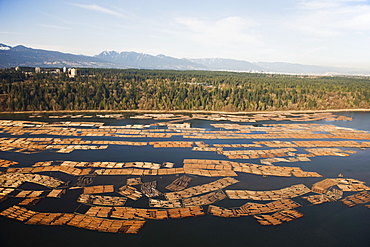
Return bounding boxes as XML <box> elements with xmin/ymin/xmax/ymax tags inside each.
<box><xmin>0</xmin><ymin>112</ymin><xmax>369</xmax><ymax>247</ymax></box>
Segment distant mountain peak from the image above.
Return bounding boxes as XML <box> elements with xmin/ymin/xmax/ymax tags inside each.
<box><xmin>12</xmin><ymin>45</ymin><xmax>30</xmax><ymax>51</ymax></box>
<box><xmin>0</xmin><ymin>43</ymin><xmax>11</xmax><ymax>50</ymax></box>
<box><xmin>100</xmin><ymin>50</ymin><xmax>119</xmax><ymax>56</ymax></box>
<box><xmin>1</xmin><ymin>43</ymin><xmax>369</xmax><ymax>74</ymax></box>
<box><xmin>0</xmin><ymin>43</ymin><xmax>121</xmax><ymax>68</ymax></box>
<box><xmin>95</xmin><ymin>50</ymin><xmax>206</xmax><ymax>70</ymax></box>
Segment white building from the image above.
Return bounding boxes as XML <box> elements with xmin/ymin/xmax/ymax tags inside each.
<box><xmin>68</xmin><ymin>68</ymin><xmax>77</xmax><ymax>78</ymax></box>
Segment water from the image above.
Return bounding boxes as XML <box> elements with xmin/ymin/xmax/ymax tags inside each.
<box><xmin>0</xmin><ymin>112</ymin><xmax>370</xmax><ymax>247</ymax></box>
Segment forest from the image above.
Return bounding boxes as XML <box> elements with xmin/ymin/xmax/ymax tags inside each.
<box><xmin>0</xmin><ymin>68</ymin><xmax>370</xmax><ymax>112</ymax></box>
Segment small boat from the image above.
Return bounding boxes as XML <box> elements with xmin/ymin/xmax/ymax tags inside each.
<box><xmin>338</xmin><ymin>173</ymin><xmax>343</xmax><ymax>178</ymax></box>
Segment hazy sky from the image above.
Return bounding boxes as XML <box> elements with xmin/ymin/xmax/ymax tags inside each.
<box><xmin>1</xmin><ymin>0</ymin><xmax>370</xmax><ymax>68</ymax></box>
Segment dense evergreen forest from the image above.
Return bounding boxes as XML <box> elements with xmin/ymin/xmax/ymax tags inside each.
<box><xmin>1</xmin><ymin>68</ymin><xmax>370</xmax><ymax>112</ymax></box>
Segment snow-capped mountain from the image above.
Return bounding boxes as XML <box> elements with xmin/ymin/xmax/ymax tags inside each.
<box><xmin>1</xmin><ymin>43</ymin><xmax>370</xmax><ymax>75</ymax></box>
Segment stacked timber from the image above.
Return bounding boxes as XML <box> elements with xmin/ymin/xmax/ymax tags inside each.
<box><xmin>341</xmin><ymin>191</ymin><xmax>370</xmax><ymax>207</ymax></box>
<box><xmin>0</xmin><ymin>173</ymin><xmax>64</xmax><ymax>188</ymax></box>
<box><xmin>78</xmin><ymin>194</ymin><xmax>127</xmax><ymax>206</ymax></box>
<box><xmin>253</xmin><ymin>209</ymin><xmax>304</xmax><ymax>226</ymax></box>
<box><xmin>149</xmin><ymin>141</ymin><xmax>194</xmax><ymax>148</ymax></box>
<box><xmin>127</xmin><ymin>178</ymin><xmax>142</xmax><ymax>186</ymax></box>
<box><xmin>46</xmin><ymin>189</ymin><xmax>65</xmax><ymax>198</ymax></box>
<box><xmin>117</xmin><ymin>185</ymin><xmax>142</xmax><ymax>200</ymax></box>
<box><xmin>0</xmin><ymin>159</ymin><xmax>18</xmax><ymax>167</ymax></box>
<box><xmin>165</xmin><ymin>175</ymin><xmax>193</xmax><ymax>191</ymax></box>
<box><xmin>84</xmin><ymin>185</ymin><xmax>115</xmax><ymax>194</ymax></box>
<box><xmin>182</xmin><ymin>190</ymin><xmax>226</xmax><ymax>207</ymax></box>
<box><xmin>15</xmin><ymin>190</ymin><xmax>44</xmax><ymax>198</ymax></box>
<box><xmin>141</xmin><ymin>181</ymin><xmax>162</xmax><ymax>197</ymax></box>
<box><xmin>18</xmin><ymin>197</ymin><xmax>41</xmax><ymax>205</ymax></box>
<box><xmin>85</xmin><ymin>206</ymin><xmax>112</xmax><ymax>218</ymax></box>
<box><xmin>0</xmin><ymin>205</ymin><xmax>145</xmax><ymax>234</ymax></box>
<box><xmin>226</xmin><ymin>184</ymin><xmax>311</xmax><ymax>200</ymax></box>
<box><xmin>303</xmin><ymin>188</ymin><xmax>343</xmax><ymax>205</ymax></box>
<box><xmin>111</xmin><ymin>207</ymin><xmax>168</xmax><ymax>220</ymax></box>
<box><xmin>0</xmin><ymin>188</ymin><xmax>15</xmax><ymax>198</ymax></box>
<box><xmin>312</xmin><ymin>178</ymin><xmax>370</xmax><ymax>194</ymax></box>
<box><xmin>164</xmin><ymin>177</ymin><xmax>239</xmax><ymax>200</ymax></box>
<box><xmin>7</xmin><ymin>166</ymin><xmax>92</xmax><ymax>176</ymax></box>
<box><xmin>149</xmin><ymin>199</ymin><xmax>182</xmax><ymax>208</ymax></box>
<box><xmin>208</xmin><ymin>199</ymin><xmax>301</xmax><ymax>218</ymax></box>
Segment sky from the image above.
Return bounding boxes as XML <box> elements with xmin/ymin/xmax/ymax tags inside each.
<box><xmin>1</xmin><ymin>0</ymin><xmax>370</xmax><ymax>69</ymax></box>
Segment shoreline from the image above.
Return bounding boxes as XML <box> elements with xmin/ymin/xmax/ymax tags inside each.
<box><xmin>0</xmin><ymin>108</ymin><xmax>370</xmax><ymax>115</ymax></box>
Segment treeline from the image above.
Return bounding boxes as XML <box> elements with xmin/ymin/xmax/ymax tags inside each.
<box><xmin>1</xmin><ymin>68</ymin><xmax>370</xmax><ymax>111</ymax></box>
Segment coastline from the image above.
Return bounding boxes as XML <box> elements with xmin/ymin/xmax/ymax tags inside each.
<box><xmin>0</xmin><ymin>108</ymin><xmax>370</xmax><ymax>115</ymax></box>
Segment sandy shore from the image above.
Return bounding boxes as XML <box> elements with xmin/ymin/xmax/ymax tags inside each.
<box><xmin>0</xmin><ymin>108</ymin><xmax>369</xmax><ymax>115</ymax></box>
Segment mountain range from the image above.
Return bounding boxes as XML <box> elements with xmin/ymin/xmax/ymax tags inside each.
<box><xmin>1</xmin><ymin>43</ymin><xmax>369</xmax><ymax>75</ymax></box>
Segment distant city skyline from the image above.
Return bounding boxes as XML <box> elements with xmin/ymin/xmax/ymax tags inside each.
<box><xmin>1</xmin><ymin>0</ymin><xmax>370</xmax><ymax>69</ymax></box>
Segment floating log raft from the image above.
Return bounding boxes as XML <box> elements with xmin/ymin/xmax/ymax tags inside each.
<box><xmin>7</xmin><ymin>166</ymin><xmax>92</xmax><ymax>176</ymax></box>
<box><xmin>0</xmin><ymin>137</ymin><xmax>145</xmax><ymax>154</ymax></box>
<box><xmin>260</xmin><ymin>157</ymin><xmax>311</xmax><ymax>166</ymax></box>
<box><xmin>141</xmin><ymin>181</ymin><xmax>162</xmax><ymax>198</ymax></box>
<box><xmin>341</xmin><ymin>191</ymin><xmax>370</xmax><ymax>207</ymax></box>
<box><xmin>18</xmin><ymin>197</ymin><xmax>41</xmax><ymax>206</ymax></box>
<box><xmin>46</xmin><ymin>189</ymin><xmax>65</xmax><ymax>198</ymax></box>
<box><xmin>111</xmin><ymin>207</ymin><xmax>168</xmax><ymax>220</ymax></box>
<box><xmin>165</xmin><ymin>175</ymin><xmax>193</xmax><ymax>191</ymax></box>
<box><xmin>117</xmin><ymin>185</ymin><xmax>143</xmax><ymax>200</ymax></box>
<box><xmin>0</xmin><ymin>205</ymin><xmax>145</xmax><ymax>234</ymax></box>
<box><xmin>111</xmin><ymin>206</ymin><xmax>205</xmax><ymax>220</ymax></box>
<box><xmin>127</xmin><ymin>178</ymin><xmax>142</xmax><ymax>186</ymax></box>
<box><xmin>15</xmin><ymin>190</ymin><xmax>44</xmax><ymax>198</ymax></box>
<box><xmin>167</xmin><ymin>206</ymin><xmax>205</xmax><ymax>219</ymax></box>
<box><xmin>253</xmin><ymin>209</ymin><xmax>304</xmax><ymax>226</ymax></box>
<box><xmin>256</xmin><ymin>140</ymin><xmax>368</xmax><ymax>148</ymax></box>
<box><xmin>0</xmin><ymin>159</ymin><xmax>18</xmax><ymax>167</ymax></box>
<box><xmin>149</xmin><ymin>199</ymin><xmax>182</xmax><ymax>208</ymax></box>
<box><xmin>83</xmin><ymin>185</ymin><xmax>115</xmax><ymax>194</ymax></box>
<box><xmin>303</xmin><ymin>187</ymin><xmax>343</xmax><ymax>205</ymax></box>
<box><xmin>312</xmin><ymin>178</ymin><xmax>370</xmax><ymax>194</ymax></box>
<box><xmin>183</xmin><ymin>159</ymin><xmax>321</xmax><ymax>178</ymax></box>
<box><xmin>149</xmin><ymin>141</ymin><xmax>194</xmax><ymax>148</ymax></box>
<box><xmin>0</xmin><ymin>188</ymin><xmax>15</xmax><ymax>197</ymax></box>
<box><xmin>0</xmin><ymin>173</ymin><xmax>65</xmax><ymax>188</ymax></box>
<box><xmin>78</xmin><ymin>194</ymin><xmax>127</xmax><ymax>206</ymax></box>
<box><xmin>1</xmin><ymin>119</ymin><xmax>370</xmax><ymax>142</ymax></box>
<box><xmin>85</xmin><ymin>206</ymin><xmax>112</xmax><ymax>218</ymax></box>
<box><xmin>226</xmin><ymin>184</ymin><xmax>311</xmax><ymax>200</ymax></box>
<box><xmin>219</xmin><ymin>148</ymin><xmax>298</xmax><ymax>159</ymax></box>
<box><xmin>208</xmin><ymin>199</ymin><xmax>301</xmax><ymax>218</ymax></box>
<box><xmin>182</xmin><ymin>190</ymin><xmax>226</xmax><ymax>207</ymax></box>
<box><xmin>0</xmin><ymin>205</ymin><xmax>37</xmax><ymax>221</ymax></box>
<box><xmin>1</xmin><ymin>120</ymin><xmax>370</xmax><ymax>156</ymax></box>
<box><xmin>197</xmin><ymin>112</ymin><xmax>352</xmax><ymax>122</ymax></box>
<box><xmin>164</xmin><ymin>177</ymin><xmax>239</xmax><ymax>200</ymax></box>
<box><xmin>305</xmin><ymin>148</ymin><xmax>352</xmax><ymax>157</ymax></box>
<box><xmin>74</xmin><ymin>176</ymin><xmax>95</xmax><ymax>187</ymax></box>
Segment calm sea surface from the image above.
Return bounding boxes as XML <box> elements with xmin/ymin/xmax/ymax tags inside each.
<box><xmin>0</xmin><ymin>112</ymin><xmax>369</xmax><ymax>247</ymax></box>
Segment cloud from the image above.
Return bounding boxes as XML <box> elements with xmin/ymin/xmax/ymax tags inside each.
<box><xmin>299</xmin><ymin>0</ymin><xmax>367</xmax><ymax>9</ymax></box>
<box><xmin>174</xmin><ymin>16</ymin><xmax>262</xmax><ymax>48</ymax></box>
<box><xmin>291</xmin><ymin>0</ymin><xmax>370</xmax><ymax>36</ymax></box>
<box><xmin>72</xmin><ymin>3</ymin><xmax>124</xmax><ymax>18</ymax></box>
